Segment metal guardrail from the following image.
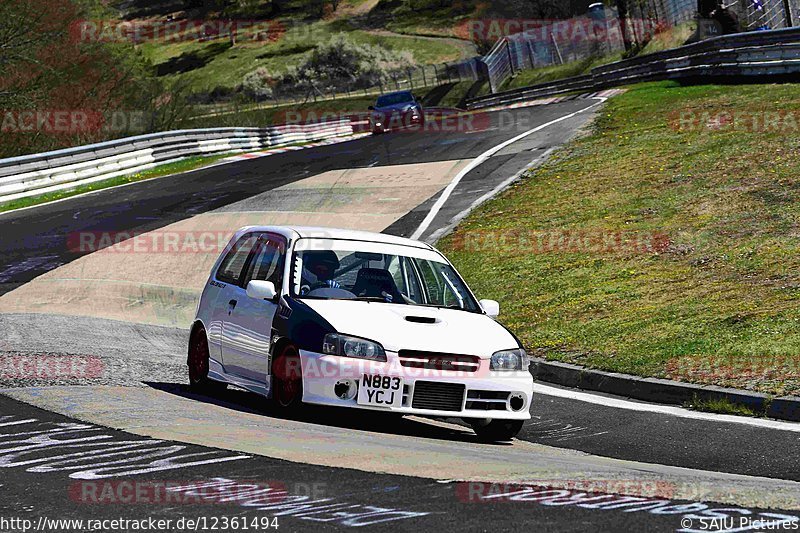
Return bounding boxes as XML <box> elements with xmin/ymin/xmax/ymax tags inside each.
<box><xmin>0</xmin><ymin>120</ymin><xmax>353</xmax><ymax>205</ymax></box>
<box><xmin>466</xmin><ymin>26</ymin><xmax>800</xmax><ymax>110</ymax></box>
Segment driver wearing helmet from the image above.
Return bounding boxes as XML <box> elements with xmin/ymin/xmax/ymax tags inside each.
<box><xmin>300</xmin><ymin>250</ymin><xmax>342</xmax><ymax>295</ymax></box>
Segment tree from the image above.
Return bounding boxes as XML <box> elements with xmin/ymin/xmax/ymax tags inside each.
<box><xmin>613</xmin><ymin>0</ymin><xmax>634</xmax><ymax>52</ymax></box>
<box><xmin>0</xmin><ymin>0</ymin><xmax>163</xmax><ymax>157</ymax></box>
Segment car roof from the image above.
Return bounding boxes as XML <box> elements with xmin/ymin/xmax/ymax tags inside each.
<box><xmin>239</xmin><ymin>226</ymin><xmax>433</xmax><ymax>250</ymax></box>
<box><xmin>378</xmin><ymin>90</ymin><xmax>413</xmax><ymax>97</ymax></box>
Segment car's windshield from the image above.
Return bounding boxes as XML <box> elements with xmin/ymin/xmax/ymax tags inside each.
<box><xmin>376</xmin><ymin>92</ymin><xmax>414</xmax><ymax>107</ymax></box>
<box><xmin>290</xmin><ymin>248</ymin><xmax>480</xmax><ymax>312</ymax></box>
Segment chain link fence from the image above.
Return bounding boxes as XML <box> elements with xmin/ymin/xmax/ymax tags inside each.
<box><xmin>658</xmin><ymin>0</ymin><xmax>699</xmax><ymax>25</ymax></box>
<box><xmin>482</xmin><ymin>1</ymin><xmax>699</xmax><ymax>93</ymax></box>
<box><xmin>734</xmin><ymin>0</ymin><xmax>800</xmax><ymax>29</ymax></box>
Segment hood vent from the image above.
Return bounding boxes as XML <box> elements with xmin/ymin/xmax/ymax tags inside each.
<box><xmin>405</xmin><ymin>315</ymin><xmax>438</xmax><ymax>324</ymax></box>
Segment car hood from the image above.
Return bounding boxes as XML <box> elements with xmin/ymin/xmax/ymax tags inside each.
<box><xmin>374</xmin><ymin>103</ymin><xmax>418</xmax><ymax>114</ymax></box>
<box><xmin>301</xmin><ymin>299</ymin><xmax>518</xmax><ymax>357</ymax></box>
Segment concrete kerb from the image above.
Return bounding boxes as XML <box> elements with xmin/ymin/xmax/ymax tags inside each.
<box><xmin>529</xmin><ymin>357</ymin><xmax>800</xmax><ymax>422</ymax></box>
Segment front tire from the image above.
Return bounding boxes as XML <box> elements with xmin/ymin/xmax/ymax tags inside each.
<box><xmin>470</xmin><ymin>419</ymin><xmax>524</xmax><ymax>442</ymax></box>
<box><xmin>188</xmin><ymin>327</ymin><xmax>227</xmax><ymax>393</ymax></box>
<box><xmin>272</xmin><ymin>344</ymin><xmax>303</xmax><ymax>409</ymax></box>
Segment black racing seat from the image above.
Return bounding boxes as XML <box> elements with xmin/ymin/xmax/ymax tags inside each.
<box><xmin>351</xmin><ymin>268</ymin><xmax>405</xmax><ymax>303</ymax></box>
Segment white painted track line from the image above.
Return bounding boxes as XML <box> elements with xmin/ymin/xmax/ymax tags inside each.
<box><xmin>534</xmin><ymin>382</ymin><xmax>800</xmax><ymax>432</ymax></box>
<box><xmin>410</xmin><ymin>97</ymin><xmax>607</xmax><ymax>240</ymax></box>
<box><xmin>424</xmin><ymin>147</ymin><xmax>557</xmax><ymax>244</ymax></box>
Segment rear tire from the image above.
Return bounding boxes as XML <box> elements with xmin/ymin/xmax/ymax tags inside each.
<box><xmin>272</xmin><ymin>344</ymin><xmax>303</xmax><ymax>409</ymax></box>
<box><xmin>188</xmin><ymin>327</ymin><xmax>227</xmax><ymax>393</ymax></box>
<box><xmin>470</xmin><ymin>419</ymin><xmax>524</xmax><ymax>442</ymax></box>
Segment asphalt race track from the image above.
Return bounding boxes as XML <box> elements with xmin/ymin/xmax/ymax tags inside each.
<box><xmin>1</xmin><ymin>98</ymin><xmax>800</xmax><ymax>532</ymax></box>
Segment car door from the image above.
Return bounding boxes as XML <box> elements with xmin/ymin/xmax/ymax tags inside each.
<box><xmin>221</xmin><ymin>233</ymin><xmax>286</xmax><ymax>382</ymax></box>
<box><xmin>208</xmin><ymin>233</ymin><xmax>260</xmax><ymax>364</ymax></box>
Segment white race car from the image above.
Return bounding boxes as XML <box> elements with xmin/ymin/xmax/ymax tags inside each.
<box><xmin>189</xmin><ymin>226</ymin><xmax>533</xmax><ymax>441</ymax></box>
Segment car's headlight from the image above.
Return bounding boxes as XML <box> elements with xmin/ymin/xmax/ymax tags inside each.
<box><xmin>490</xmin><ymin>349</ymin><xmax>529</xmax><ymax>371</ymax></box>
<box><xmin>322</xmin><ymin>333</ymin><xmax>386</xmax><ymax>361</ymax></box>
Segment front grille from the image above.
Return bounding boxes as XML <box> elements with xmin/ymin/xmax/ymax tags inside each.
<box><xmin>411</xmin><ymin>381</ymin><xmax>465</xmax><ymax>412</ymax></box>
<box><xmin>398</xmin><ymin>350</ymin><xmax>480</xmax><ymax>373</ymax></box>
<box><xmin>466</xmin><ymin>390</ymin><xmax>511</xmax><ymax>411</ymax></box>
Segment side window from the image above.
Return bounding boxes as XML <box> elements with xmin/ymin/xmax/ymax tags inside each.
<box><xmin>389</xmin><ymin>256</ymin><xmax>422</xmax><ymax>303</ymax></box>
<box><xmin>388</xmin><ymin>256</ymin><xmax>405</xmax><ymax>292</ymax></box>
<box><xmin>403</xmin><ymin>258</ymin><xmax>423</xmax><ymax>303</ymax></box>
<box><xmin>244</xmin><ymin>235</ymin><xmax>286</xmax><ymax>290</ymax></box>
<box><xmin>417</xmin><ymin>259</ymin><xmax>443</xmax><ymax>304</ymax></box>
<box><xmin>216</xmin><ymin>234</ymin><xmax>259</xmax><ymax>285</ymax></box>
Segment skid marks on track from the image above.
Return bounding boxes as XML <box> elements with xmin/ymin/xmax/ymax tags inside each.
<box><xmin>525</xmin><ymin>416</ymin><xmax>609</xmax><ymax>442</ymax></box>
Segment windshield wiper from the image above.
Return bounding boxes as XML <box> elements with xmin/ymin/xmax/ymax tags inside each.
<box><xmin>352</xmin><ymin>296</ymin><xmax>394</xmax><ymax>303</ymax></box>
<box><xmin>416</xmin><ymin>303</ymin><xmax>477</xmax><ymax>313</ymax></box>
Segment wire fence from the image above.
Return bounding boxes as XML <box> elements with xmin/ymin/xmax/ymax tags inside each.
<box><xmin>468</xmin><ymin>25</ymin><xmax>800</xmax><ymax>110</ymax></box>
<box><xmin>735</xmin><ymin>0</ymin><xmax>800</xmax><ymax>29</ymax></box>
<box><xmin>482</xmin><ymin>1</ymin><xmax>701</xmax><ymax>93</ymax></box>
<box><xmin>481</xmin><ymin>14</ymin><xmax>614</xmax><ymax>93</ymax></box>
<box><xmin>657</xmin><ymin>0</ymin><xmax>699</xmax><ymax>25</ymax></box>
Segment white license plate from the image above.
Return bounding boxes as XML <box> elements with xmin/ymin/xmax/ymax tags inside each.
<box><xmin>357</xmin><ymin>374</ymin><xmax>403</xmax><ymax>408</ymax></box>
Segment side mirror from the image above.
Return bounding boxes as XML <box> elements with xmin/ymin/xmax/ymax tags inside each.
<box><xmin>368</xmin><ymin>105</ymin><xmax>375</xmax><ymax>111</ymax></box>
<box><xmin>479</xmin><ymin>299</ymin><xmax>500</xmax><ymax>318</ymax></box>
<box><xmin>247</xmin><ymin>280</ymin><xmax>277</xmax><ymax>301</ymax></box>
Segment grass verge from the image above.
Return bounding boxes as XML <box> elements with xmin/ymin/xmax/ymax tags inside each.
<box><xmin>685</xmin><ymin>395</ymin><xmax>759</xmax><ymax>417</ymax></box>
<box><xmin>439</xmin><ymin>80</ymin><xmax>800</xmax><ymax>397</ymax></box>
<box><xmin>183</xmin><ymin>95</ymin><xmax>377</xmax><ymax>128</ymax></box>
<box><xmin>502</xmin><ymin>53</ymin><xmax>623</xmax><ymax>91</ymax></box>
<box><xmin>0</xmin><ymin>154</ymin><xmax>230</xmax><ymax>214</ymax></box>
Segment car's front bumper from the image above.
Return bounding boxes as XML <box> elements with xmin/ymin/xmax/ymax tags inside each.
<box><xmin>370</xmin><ymin>110</ymin><xmax>423</xmax><ymax>131</ymax></box>
<box><xmin>298</xmin><ymin>349</ymin><xmax>533</xmax><ymax>420</ymax></box>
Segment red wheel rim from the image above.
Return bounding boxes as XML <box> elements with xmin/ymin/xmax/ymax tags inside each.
<box><xmin>274</xmin><ymin>346</ymin><xmax>302</xmax><ymax>407</ymax></box>
<box><xmin>189</xmin><ymin>331</ymin><xmax>209</xmax><ymax>384</ymax></box>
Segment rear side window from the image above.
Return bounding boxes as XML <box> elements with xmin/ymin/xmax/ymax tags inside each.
<box><xmin>244</xmin><ymin>236</ymin><xmax>286</xmax><ymax>289</ymax></box>
<box><xmin>216</xmin><ymin>234</ymin><xmax>258</xmax><ymax>285</ymax></box>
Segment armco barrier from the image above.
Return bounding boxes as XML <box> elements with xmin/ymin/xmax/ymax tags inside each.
<box><xmin>0</xmin><ymin>120</ymin><xmax>354</xmax><ymax>205</ymax></box>
<box><xmin>466</xmin><ymin>26</ymin><xmax>800</xmax><ymax>110</ymax></box>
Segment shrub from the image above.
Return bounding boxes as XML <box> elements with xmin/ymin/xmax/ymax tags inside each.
<box><xmin>273</xmin><ymin>34</ymin><xmax>416</xmax><ymax>95</ymax></box>
<box><xmin>241</xmin><ymin>67</ymin><xmax>275</xmax><ymax>100</ymax></box>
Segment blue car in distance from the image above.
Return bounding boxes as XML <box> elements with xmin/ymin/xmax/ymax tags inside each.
<box><xmin>368</xmin><ymin>91</ymin><xmax>424</xmax><ymax>134</ymax></box>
